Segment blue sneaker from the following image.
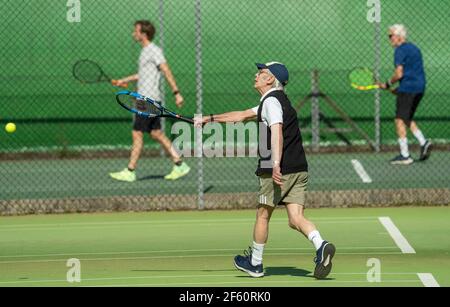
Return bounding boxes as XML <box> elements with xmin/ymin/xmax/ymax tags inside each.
<box><xmin>390</xmin><ymin>154</ymin><xmax>414</xmax><ymax>165</ymax></box>
<box><xmin>314</xmin><ymin>241</ymin><xmax>336</xmax><ymax>279</ymax></box>
<box><xmin>419</xmin><ymin>140</ymin><xmax>432</xmax><ymax>161</ymax></box>
<box><xmin>234</xmin><ymin>247</ymin><xmax>264</xmax><ymax>278</ymax></box>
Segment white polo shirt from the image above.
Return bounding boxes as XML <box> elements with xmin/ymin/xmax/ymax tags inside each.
<box><xmin>251</xmin><ymin>88</ymin><xmax>284</xmax><ymax>127</ymax></box>
<box><xmin>137</xmin><ymin>43</ymin><xmax>166</xmax><ymax>101</ymax></box>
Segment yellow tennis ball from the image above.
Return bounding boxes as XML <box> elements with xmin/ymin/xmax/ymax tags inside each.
<box><xmin>5</xmin><ymin>123</ymin><xmax>16</xmax><ymax>133</ymax></box>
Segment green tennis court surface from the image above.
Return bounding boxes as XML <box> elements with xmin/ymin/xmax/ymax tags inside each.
<box><xmin>0</xmin><ymin>151</ymin><xmax>448</xmax><ymax>200</ymax></box>
<box><xmin>0</xmin><ymin>207</ymin><xmax>448</xmax><ymax>287</ymax></box>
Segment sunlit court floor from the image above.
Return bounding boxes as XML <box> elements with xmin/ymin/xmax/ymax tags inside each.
<box><xmin>0</xmin><ymin>207</ymin><xmax>448</xmax><ymax>287</ymax></box>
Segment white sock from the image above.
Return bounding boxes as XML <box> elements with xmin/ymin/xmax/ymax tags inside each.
<box><xmin>413</xmin><ymin>130</ymin><xmax>427</xmax><ymax>146</ymax></box>
<box><xmin>308</xmin><ymin>230</ymin><xmax>324</xmax><ymax>251</ymax></box>
<box><xmin>398</xmin><ymin>138</ymin><xmax>409</xmax><ymax>158</ymax></box>
<box><xmin>251</xmin><ymin>241</ymin><xmax>265</xmax><ymax>266</ymax></box>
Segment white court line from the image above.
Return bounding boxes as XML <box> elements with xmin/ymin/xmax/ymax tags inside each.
<box><xmin>351</xmin><ymin>159</ymin><xmax>372</xmax><ymax>183</ymax></box>
<box><xmin>91</xmin><ymin>280</ymin><xmax>421</xmax><ymax>287</ymax></box>
<box><xmin>417</xmin><ymin>273</ymin><xmax>440</xmax><ymax>287</ymax></box>
<box><xmin>0</xmin><ymin>276</ymin><xmax>421</xmax><ymax>286</ymax></box>
<box><xmin>0</xmin><ymin>274</ymin><xmax>235</xmax><ymax>285</ymax></box>
<box><xmin>0</xmin><ymin>220</ymin><xmax>378</xmax><ymax>232</ymax></box>
<box><xmin>0</xmin><ymin>252</ymin><xmax>403</xmax><ymax>264</ymax></box>
<box><xmin>0</xmin><ymin>246</ymin><xmax>398</xmax><ymax>259</ymax></box>
<box><xmin>0</xmin><ymin>216</ymin><xmax>378</xmax><ymax>229</ymax></box>
<box><xmin>378</xmin><ymin>217</ymin><xmax>416</xmax><ymax>254</ymax></box>
<box><xmin>0</xmin><ymin>272</ymin><xmax>422</xmax><ymax>285</ymax></box>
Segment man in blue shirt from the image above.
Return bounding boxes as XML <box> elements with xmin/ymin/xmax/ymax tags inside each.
<box><xmin>379</xmin><ymin>24</ymin><xmax>431</xmax><ymax>165</ymax></box>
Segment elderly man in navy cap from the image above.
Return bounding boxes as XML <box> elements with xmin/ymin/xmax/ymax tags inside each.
<box><xmin>195</xmin><ymin>62</ymin><xmax>335</xmax><ymax>279</ymax></box>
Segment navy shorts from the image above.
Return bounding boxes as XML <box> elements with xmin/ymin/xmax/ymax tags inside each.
<box><xmin>396</xmin><ymin>92</ymin><xmax>424</xmax><ymax>123</ymax></box>
<box><xmin>133</xmin><ymin>115</ymin><xmax>161</xmax><ymax>132</ymax></box>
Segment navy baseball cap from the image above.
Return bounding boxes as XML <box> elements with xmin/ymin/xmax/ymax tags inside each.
<box><xmin>256</xmin><ymin>62</ymin><xmax>289</xmax><ymax>86</ymax></box>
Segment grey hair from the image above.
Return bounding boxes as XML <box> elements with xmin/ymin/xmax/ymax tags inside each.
<box><xmin>389</xmin><ymin>24</ymin><xmax>408</xmax><ymax>39</ymax></box>
<box><xmin>266</xmin><ymin>69</ymin><xmax>285</xmax><ymax>91</ymax></box>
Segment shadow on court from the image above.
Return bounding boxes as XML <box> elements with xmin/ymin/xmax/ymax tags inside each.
<box><xmin>131</xmin><ymin>267</ymin><xmax>334</xmax><ymax>280</ymax></box>
<box><xmin>138</xmin><ymin>174</ymin><xmax>165</xmax><ymax>181</ymax></box>
<box><xmin>265</xmin><ymin>267</ymin><xmax>314</xmax><ymax>278</ymax></box>
<box><xmin>130</xmin><ymin>269</ymin><xmax>237</xmax><ymax>273</ymax></box>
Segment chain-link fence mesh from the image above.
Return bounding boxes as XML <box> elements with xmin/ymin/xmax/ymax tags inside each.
<box><xmin>1</xmin><ymin>0</ymin><xmax>449</xmax><ymax>214</ymax></box>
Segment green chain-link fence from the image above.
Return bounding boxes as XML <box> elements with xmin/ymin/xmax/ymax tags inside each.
<box><xmin>1</xmin><ymin>0</ymin><xmax>449</xmax><ymax>214</ymax></box>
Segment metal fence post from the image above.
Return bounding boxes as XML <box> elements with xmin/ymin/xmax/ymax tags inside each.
<box><xmin>159</xmin><ymin>0</ymin><xmax>166</xmax><ymax>157</ymax></box>
<box><xmin>195</xmin><ymin>0</ymin><xmax>204</xmax><ymax>209</ymax></box>
<box><xmin>374</xmin><ymin>21</ymin><xmax>382</xmax><ymax>152</ymax></box>
<box><xmin>311</xmin><ymin>70</ymin><xmax>320</xmax><ymax>152</ymax></box>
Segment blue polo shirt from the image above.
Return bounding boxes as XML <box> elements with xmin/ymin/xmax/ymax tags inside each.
<box><xmin>394</xmin><ymin>42</ymin><xmax>426</xmax><ymax>93</ymax></box>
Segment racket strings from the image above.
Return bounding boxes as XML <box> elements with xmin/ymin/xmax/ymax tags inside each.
<box><xmin>349</xmin><ymin>69</ymin><xmax>375</xmax><ymax>87</ymax></box>
<box><xmin>147</xmin><ymin>102</ymin><xmax>162</xmax><ymax>116</ymax></box>
<box><xmin>73</xmin><ymin>60</ymin><xmax>103</xmax><ymax>83</ymax></box>
<box><xmin>119</xmin><ymin>94</ymin><xmax>162</xmax><ymax>117</ymax></box>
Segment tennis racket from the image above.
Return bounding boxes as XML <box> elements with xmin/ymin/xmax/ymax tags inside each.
<box><xmin>116</xmin><ymin>90</ymin><xmax>194</xmax><ymax>124</ymax></box>
<box><xmin>72</xmin><ymin>59</ymin><xmax>127</xmax><ymax>87</ymax></box>
<box><xmin>349</xmin><ymin>67</ymin><xmax>380</xmax><ymax>91</ymax></box>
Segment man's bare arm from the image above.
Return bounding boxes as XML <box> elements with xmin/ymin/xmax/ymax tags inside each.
<box><xmin>270</xmin><ymin>123</ymin><xmax>284</xmax><ymax>186</ymax></box>
<box><xmin>207</xmin><ymin>109</ymin><xmax>257</xmax><ymax>123</ymax></box>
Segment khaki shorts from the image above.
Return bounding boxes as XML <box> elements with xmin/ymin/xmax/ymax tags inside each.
<box><xmin>258</xmin><ymin>172</ymin><xmax>308</xmax><ymax>207</ymax></box>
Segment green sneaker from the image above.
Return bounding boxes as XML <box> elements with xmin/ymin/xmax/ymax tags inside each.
<box><xmin>109</xmin><ymin>168</ymin><xmax>136</xmax><ymax>182</ymax></box>
<box><xmin>164</xmin><ymin>162</ymin><xmax>190</xmax><ymax>180</ymax></box>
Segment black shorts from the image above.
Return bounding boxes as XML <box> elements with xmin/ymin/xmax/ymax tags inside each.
<box><xmin>396</xmin><ymin>92</ymin><xmax>424</xmax><ymax>123</ymax></box>
<box><xmin>133</xmin><ymin>115</ymin><xmax>161</xmax><ymax>132</ymax></box>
